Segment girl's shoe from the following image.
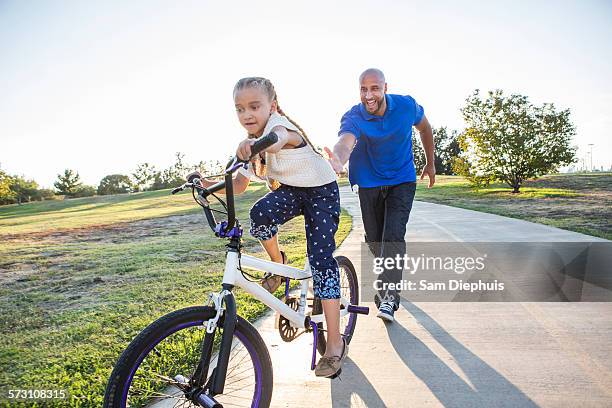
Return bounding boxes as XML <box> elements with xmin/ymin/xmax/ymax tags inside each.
<box><xmin>261</xmin><ymin>251</ymin><xmax>287</xmax><ymax>293</ymax></box>
<box><xmin>315</xmin><ymin>337</ymin><xmax>348</xmax><ymax>378</ymax></box>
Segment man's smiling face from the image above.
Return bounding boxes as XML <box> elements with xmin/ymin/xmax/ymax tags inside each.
<box><xmin>360</xmin><ymin>73</ymin><xmax>387</xmax><ymax>116</ymax></box>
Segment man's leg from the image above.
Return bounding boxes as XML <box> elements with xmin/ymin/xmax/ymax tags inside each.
<box><xmin>379</xmin><ymin>182</ymin><xmax>417</xmax><ymax>309</ymax></box>
<box><xmin>358</xmin><ymin>187</ymin><xmax>385</xmax><ymax>258</ymax></box>
<box><xmin>358</xmin><ymin>186</ymin><xmax>391</xmax><ymax>308</ymax></box>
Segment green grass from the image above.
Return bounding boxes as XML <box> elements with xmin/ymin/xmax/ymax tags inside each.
<box><xmin>0</xmin><ymin>189</ymin><xmax>202</xmax><ymax>235</ymax></box>
<box><xmin>415</xmin><ymin>173</ymin><xmax>612</xmax><ymax>240</ymax></box>
<box><xmin>0</xmin><ymin>183</ymin><xmax>352</xmax><ymax>407</ymax></box>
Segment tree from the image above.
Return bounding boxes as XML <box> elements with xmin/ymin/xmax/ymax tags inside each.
<box><xmin>411</xmin><ymin>128</ymin><xmax>426</xmax><ymax>174</ymax></box>
<box><xmin>412</xmin><ymin>127</ymin><xmax>461</xmax><ymax>176</ymax></box>
<box><xmin>0</xmin><ymin>171</ymin><xmax>53</xmax><ymax>205</ymax></box>
<box><xmin>150</xmin><ymin>152</ymin><xmax>189</xmax><ymax>191</ymax></box>
<box><xmin>9</xmin><ymin>176</ymin><xmax>39</xmax><ymax>204</ymax></box>
<box><xmin>0</xmin><ymin>172</ymin><xmax>16</xmax><ymax>205</ymax></box>
<box><xmin>54</xmin><ymin>169</ymin><xmax>82</xmax><ymax>197</ymax></box>
<box><xmin>131</xmin><ymin>163</ymin><xmax>157</xmax><ymax>192</ymax></box>
<box><xmin>0</xmin><ymin>171</ymin><xmax>15</xmax><ymax>204</ymax></box>
<box><xmin>458</xmin><ymin>89</ymin><xmax>576</xmax><ymax>193</ymax></box>
<box><xmin>97</xmin><ymin>174</ymin><xmax>133</xmax><ymax>195</ymax></box>
<box><xmin>194</xmin><ymin>159</ymin><xmax>225</xmax><ymax>176</ymax></box>
<box><xmin>433</xmin><ymin>127</ymin><xmax>461</xmax><ymax>175</ymax></box>
<box><xmin>167</xmin><ymin>152</ymin><xmax>188</xmax><ymax>184</ymax></box>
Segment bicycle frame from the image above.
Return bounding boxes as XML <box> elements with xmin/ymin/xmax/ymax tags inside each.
<box><xmin>223</xmin><ymin>252</ymin><xmax>352</xmax><ymax>328</ymax></box>
<box><xmin>205</xmin><ymin>247</ymin><xmax>355</xmax><ymax>397</ymax></box>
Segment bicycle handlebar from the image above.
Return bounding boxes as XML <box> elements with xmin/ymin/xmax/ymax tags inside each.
<box><xmin>246</xmin><ymin>131</ymin><xmax>278</xmax><ymax>160</ymax></box>
<box><xmin>172</xmin><ymin>131</ymin><xmax>280</xmax><ymax>236</ymax></box>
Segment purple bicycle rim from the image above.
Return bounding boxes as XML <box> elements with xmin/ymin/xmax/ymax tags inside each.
<box><xmin>343</xmin><ymin>263</ymin><xmax>358</xmax><ymax>338</ymax></box>
<box><xmin>121</xmin><ymin>319</ymin><xmax>263</xmax><ymax>407</ymax></box>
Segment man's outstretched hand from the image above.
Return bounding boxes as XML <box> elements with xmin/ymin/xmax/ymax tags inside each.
<box><xmin>420</xmin><ymin>163</ymin><xmax>436</xmax><ymax>188</ymax></box>
<box><xmin>324</xmin><ymin>147</ymin><xmax>344</xmax><ymax>174</ymax></box>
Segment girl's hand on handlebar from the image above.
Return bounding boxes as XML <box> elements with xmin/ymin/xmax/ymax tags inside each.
<box><xmin>237</xmin><ymin>139</ymin><xmax>256</xmax><ymax>161</ymax></box>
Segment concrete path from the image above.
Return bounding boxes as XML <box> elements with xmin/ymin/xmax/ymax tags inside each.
<box><xmin>257</xmin><ymin>186</ymin><xmax>612</xmax><ymax>407</ymax></box>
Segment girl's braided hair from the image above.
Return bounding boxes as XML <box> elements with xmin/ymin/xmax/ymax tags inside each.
<box><xmin>233</xmin><ymin>77</ymin><xmax>321</xmax><ymax>190</ymax></box>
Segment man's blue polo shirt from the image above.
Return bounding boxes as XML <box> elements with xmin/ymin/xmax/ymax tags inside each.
<box><xmin>338</xmin><ymin>94</ymin><xmax>424</xmax><ymax>188</ymax></box>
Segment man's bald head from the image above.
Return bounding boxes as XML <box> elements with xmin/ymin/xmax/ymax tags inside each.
<box><xmin>359</xmin><ymin>68</ymin><xmax>388</xmax><ymax>115</ymax></box>
<box><xmin>359</xmin><ymin>68</ymin><xmax>386</xmax><ymax>84</ymax></box>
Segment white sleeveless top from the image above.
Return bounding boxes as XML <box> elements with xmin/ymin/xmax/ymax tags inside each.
<box><xmin>238</xmin><ymin>112</ymin><xmax>337</xmax><ymax>188</ymax></box>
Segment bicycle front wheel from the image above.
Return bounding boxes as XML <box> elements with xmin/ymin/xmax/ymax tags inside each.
<box><xmin>104</xmin><ymin>306</ymin><xmax>273</xmax><ymax>407</ymax></box>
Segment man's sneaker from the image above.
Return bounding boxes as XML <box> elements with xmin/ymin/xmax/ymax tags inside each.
<box><xmin>376</xmin><ymin>301</ymin><xmax>396</xmax><ymax>322</ymax></box>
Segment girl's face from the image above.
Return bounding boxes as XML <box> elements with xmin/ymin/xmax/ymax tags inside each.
<box><xmin>234</xmin><ymin>87</ymin><xmax>276</xmax><ymax>137</ymax></box>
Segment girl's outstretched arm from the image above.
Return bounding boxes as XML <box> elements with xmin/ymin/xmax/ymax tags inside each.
<box><xmin>263</xmin><ymin>126</ymin><xmax>303</xmax><ymax>153</ymax></box>
<box><xmin>236</xmin><ymin>126</ymin><xmax>302</xmax><ymax>159</ymax></box>
<box><xmin>192</xmin><ymin>172</ymin><xmax>251</xmax><ymax>195</ymax></box>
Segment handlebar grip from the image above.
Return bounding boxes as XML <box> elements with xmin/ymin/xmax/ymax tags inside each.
<box><xmin>249</xmin><ymin>131</ymin><xmax>278</xmax><ymax>160</ymax></box>
<box><xmin>171</xmin><ymin>187</ymin><xmax>183</xmax><ymax>195</ymax></box>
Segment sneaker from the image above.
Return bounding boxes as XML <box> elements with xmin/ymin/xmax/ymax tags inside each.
<box><xmin>376</xmin><ymin>301</ymin><xmax>396</xmax><ymax>322</ymax></box>
<box><xmin>315</xmin><ymin>337</ymin><xmax>348</xmax><ymax>378</ymax></box>
<box><xmin>260</xmin><ymin>251</ymin><xmax>287</xmax><ymax>293</ymax></box>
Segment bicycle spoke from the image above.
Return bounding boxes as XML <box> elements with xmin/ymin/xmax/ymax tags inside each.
<box><xmin>129</xmin><ymin>388</ymin><xmax>187</xmax><ymax>400</ymax></box>
<box><xmin>150</xmin><ymin>372</ymin><xmax>183</xmax><ymax>385</ymax></box>
<box><xmin>225</xmin><ymin>362</ymin><xmax>255</xmax><ymax>380</ymax></box>
<box><xmin>220</xmin><ymin>402</ymin><xmax>257</xmax><ymax>408</ymax></box>
<box><xmin>218</xmin><ymin>392</ymin><xmax>257</xmax><ymax>401</ymax></box>
<box><xmin>224</xmin><ymin>348</ymin><xmax>251</xmax><ymax>378</ymax></box>
<box><xmin>222</xmin><ymin>382</ymin><xmax>256</xmax><ymax>394</ymax></box>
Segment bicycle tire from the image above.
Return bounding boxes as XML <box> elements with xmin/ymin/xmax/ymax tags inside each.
<box><xmin>313</xmin><ymin>255</ymin><xmax>359</xmax><ymax>355</ymax></box>
<box><xmin>104</xmin><ymin>306</ymin><xmax>273</xmax><ymax>407</ymax></box>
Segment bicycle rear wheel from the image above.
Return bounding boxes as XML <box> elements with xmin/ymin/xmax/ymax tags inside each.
<box><xmin>313</xmin><ymin>255</ymin><xmax>359</xmax><ymax>355</ymax></box>
<box><xmin>104</xmin><ymin>306</ymin><xmax>272</xmax><ymax>407</ymax></box>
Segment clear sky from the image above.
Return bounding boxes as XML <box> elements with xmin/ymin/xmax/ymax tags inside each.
<box><xmin>1</xmin><ymin>0</ymin><xmax>611</xmax><ymax>187</ymax></box>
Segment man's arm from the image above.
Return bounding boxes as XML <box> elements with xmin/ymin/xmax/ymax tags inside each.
<box><xmin>415</xmin><ymin>115</ymin><xmax>436</xmax><ymax>188</ymax></box>
<box><xmin>324</xmin><ymin>133</ymin><xmax>357</xmax><ymax>174</ymax></box>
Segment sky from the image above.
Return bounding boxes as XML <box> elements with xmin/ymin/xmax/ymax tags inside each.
<box><xmin>1</xmin><ymin>0</ymin><xmax>611</xmax><ymax>188</ymax></box>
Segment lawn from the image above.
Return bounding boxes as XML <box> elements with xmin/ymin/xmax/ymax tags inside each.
<box><xmin>0</xmin><ymin>188</ymin><xmax>199</xmax><ymax>235</ymax></box>
<box><xmin>414</xmin><ymin>173</ymin><xmax>611</xmax><ymax>240</ymax></box>
<box><xmin>0</xmin><ymin>183</ymin><xmax>352</xmax><ymax>407</ymax></box>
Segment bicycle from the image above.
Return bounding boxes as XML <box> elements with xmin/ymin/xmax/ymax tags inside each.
<box><xmin>103</xmin><ymin>132</ymin><xmax>369</xmax><ymax>407</ymax></box>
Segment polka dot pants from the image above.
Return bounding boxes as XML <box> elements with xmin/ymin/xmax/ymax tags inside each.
<box><xmin>249</xmin><ymin>181</ymin><xmax>341</xmax><ymax>299</ymax></box>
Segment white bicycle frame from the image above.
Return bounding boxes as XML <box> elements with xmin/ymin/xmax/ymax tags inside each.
<box><xmin>220</xmin><ymin>251</ymin><xmax>352</xmax><ymax>328</ymax></box>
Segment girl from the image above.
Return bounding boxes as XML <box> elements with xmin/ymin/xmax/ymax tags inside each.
<box><xmin>198</xmin><ymin>77</ymin><xmax>347</xmax><ymax>378</ymax></box>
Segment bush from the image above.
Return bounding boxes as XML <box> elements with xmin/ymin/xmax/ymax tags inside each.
<box><xmin>72</xmin><ymin>185</ymin><xmax>97</xmax><ymax>198</ymax></box>
<box><xmin>97</xmin><ymin>175</ymin><xmax>133</xmax><ymax>196</ymax></box>
<box><xmin>37</xmin><ymin>188</ymin><xmax>57</xmax><ymax>200</ymax></box>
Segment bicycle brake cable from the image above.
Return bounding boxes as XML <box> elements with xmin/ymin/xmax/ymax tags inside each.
<box><xmin>237</xmin><ymin>249</ymin><xmax>262</xmax><ymax>283</ymax></box>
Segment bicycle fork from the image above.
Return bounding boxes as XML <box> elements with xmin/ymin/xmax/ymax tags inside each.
<box><xmin>183</xmin><ymin>284</ymin><xmax>237</xmax><ymax>407</ymax></box>
<box><xmin>211</xmin><ymin>285</ymin><xmax>237</xmax><ymax>394</ymax></box>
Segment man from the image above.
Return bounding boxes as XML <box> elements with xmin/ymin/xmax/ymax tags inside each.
<box><xmin>325</xmin><ymin>68</ymin><xmax>435</xmax><ymax>322</ymax></box>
